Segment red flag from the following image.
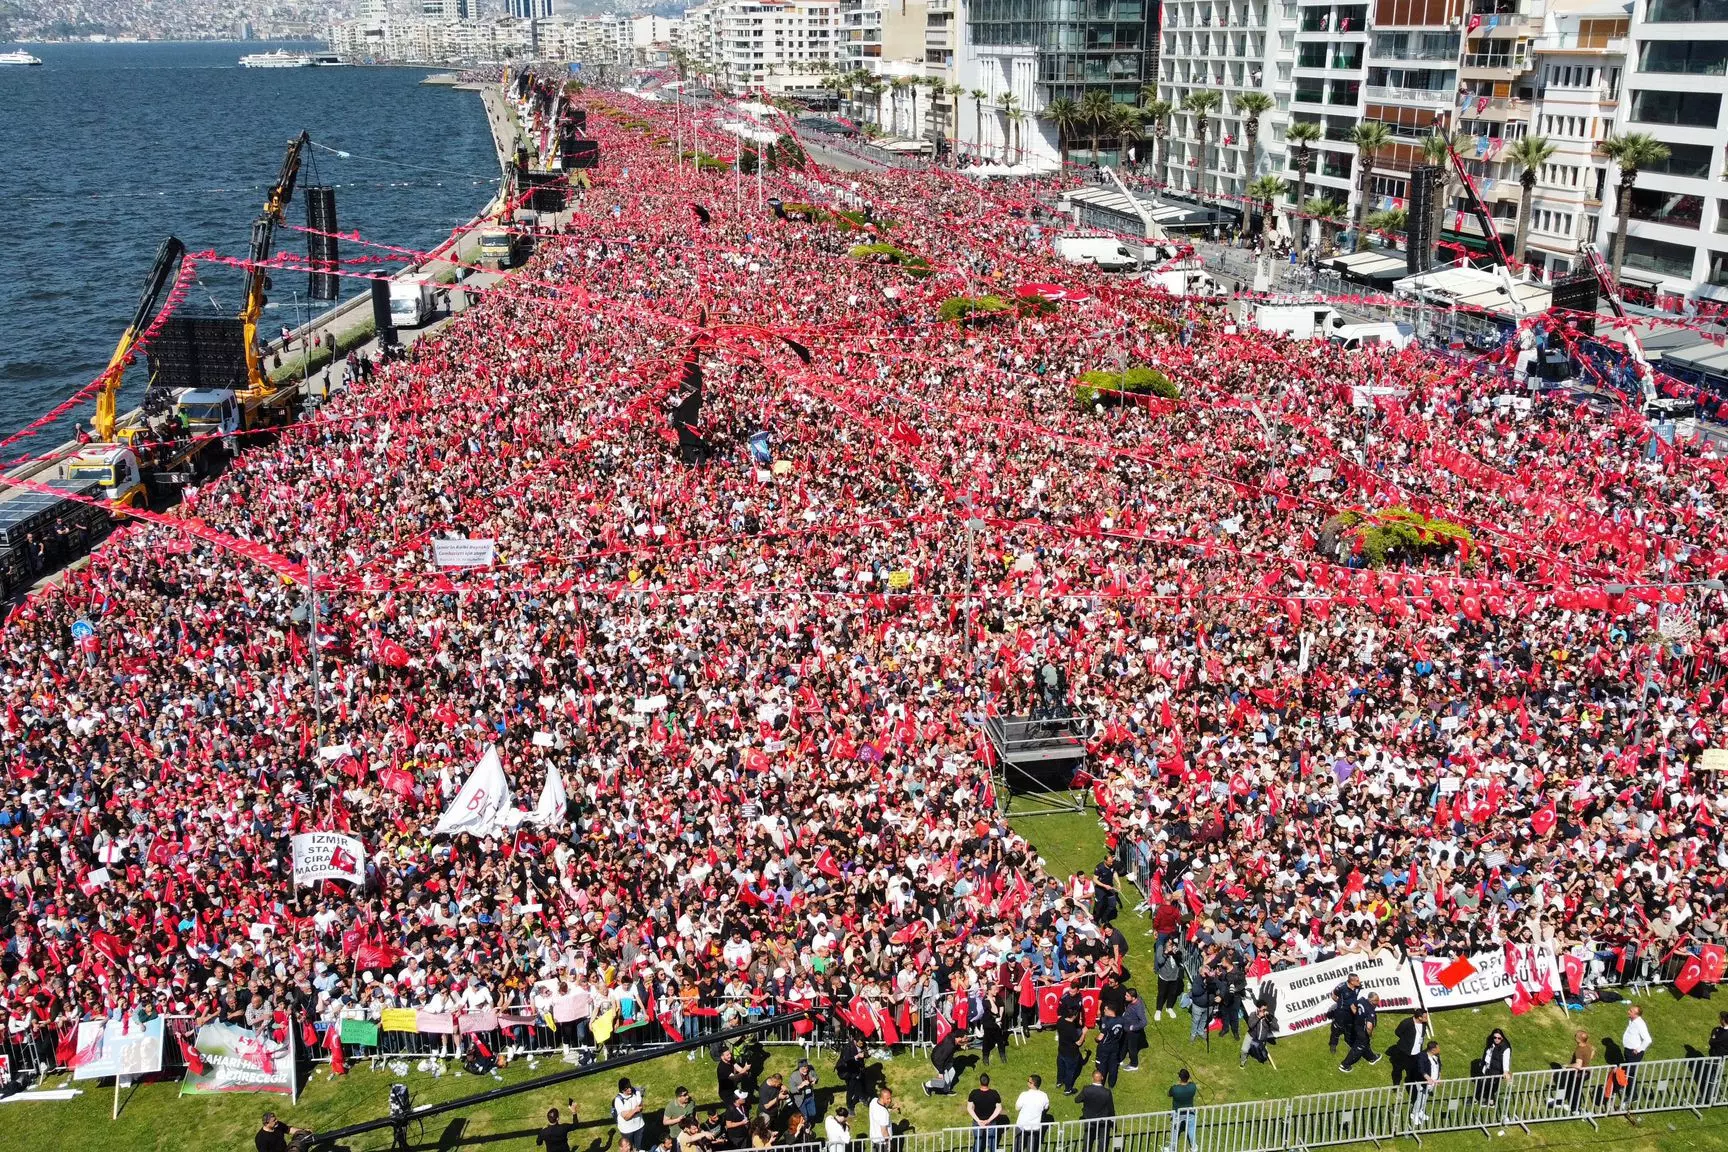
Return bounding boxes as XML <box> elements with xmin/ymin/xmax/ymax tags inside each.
<box><xmin>301</xmin><ymin>1017</ymin><xmax>319</xmax><ymax>1050</ymax></box>
<box><xmin>933</xmin><ymin>1015</ymin><xmax>953</xmax><ymax>1045</ymax></box>
<box><xmin>1675</xmin><ymin>954</ymin><xmax>1706</xmax><ymax>996</ymax></box>
<box><xmin>1507</xmin><ymin>981</ymin><xmax>1533</xmax><ymax>1015</ymax></box>
<box><xmin>177</xmin><ymin>1030</ymin><xmax>208</xmax><ymax>1077</ymax></box>
<box><xmin>1435</xmin><ymin>956</ymin><xmax>1477</xmax><ymax>990</ymax></box>
<box><xmin>1078</xmin><ymin>987</ymin><xmax>1101</xmax><ymax>1028</ymax></box>
<box><xmin>325</xmin><ymin>1024</ymin><xmax>346</xmax><ymax>1075</ymax></box>
<box><xmin>1018</xmin><ymin>971</ymin><xmax>1036</xmax><ymax>1008</ymax></box>
<box><xmin>662</xmin><ymin>1018</ymin><xmax>685</xmax><ymax>1043</ymax></box>
<box><xmin>1530</xmin><ymin>802</ymin><xmax>1556</xmax><ymax>837</ymax></box>
<box><xmin>953</xmin><ymin>996</ymin><xmax>969</xmax><ymax>1031</ymax></box>
<box><xmin>815</xmin><ymin>848</ymin><xmax>841</xmax><ymax>878</ymax></box>
<box><xmin>378</xmin><ymin>639</ymin><xmax>411</xmax><ymax>669</ymax></box>
<box><xmin>1701</xmin><ymin>944</ymin><xmax>1726</xmax><ymax>984</ymax></box>
<box><xmin>1035</xmin><ymin>984</ymin><xmax>1062</xmax><ymax>1026</ymax></box>
<box><xmin>846</xmin><ymin>996</ymin><xmax>877</xmax><ymax>1038</ymax></box>
<box><xmin>1562</xmin><ymin>954</ymin><xmax>1584</xmax><ymax>995</ymax></box>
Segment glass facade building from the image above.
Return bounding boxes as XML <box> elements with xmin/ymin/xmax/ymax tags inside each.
<box><xmin>967</xmin><ymin>0</ymin><xmax>1154</xmax><ymax>99</ymax></box>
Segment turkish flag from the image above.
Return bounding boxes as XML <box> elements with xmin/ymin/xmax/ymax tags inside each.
<box><xmin>379</xmin><ymin>766</ymin><xmax>415</xmax><ymax>798</ymax></box>
<box><xmin>1675</xmin><ymin>954</ymin><xmax>1706</xmax><ymax>996</ymax></box>
<box><xmin>1078</xmin><ymin>987</ymin><xmax>1101</xmax><ymax>1028</ymax></box>
<box><xmin>1700</xmin><ymin>944</ymin><xmax>1726</xmax><ymax>985</ymax></box>
<box><xmin>177</xmin><ymin>1030</ymin><xmax>208</xmax><ymax>1077</ymax></box>
<box><xmin>816</xmin><ymin>848</ymin><xmax>842</xmax><ymax>877</ymax></box>
<box><xmin>1036</xmin><ymin>985</ymin><xmax>1063</xmax><ymax>1026</ymax></box>
<box><xmin>847</xmin><ymin>996</ymin><xmax>877</xmax><ymax>1038</ymax></box>
<box><xmin>1562</xmin><ymin>954</ymin><xmax>1584</xmax><ymax>995</ymax></box>
<box><xmin>326</xmin><ymin>1022</ymin><xmax>346</xmax><ymax>1075</ymax></box>
<box><xmin>662</xmin><ymin>1018</ymin><xmax>685</xmax><ymax>1043</ymax></box>
<box><xmin>1507</xmin><ymin>981</ymin><xmax>1533</xmax><ymax>1016</ymax></box>
<box><xmin>1435</xmin><ymin>955</ymin><xmax>1478</xmax><ymax>990</ymax></box>
<box><xmin>1229</xmin><ymin>773</ymin><xmax>1249</xmax><ymax>797</ymax></box>
<box><xmin>378</xmin><ymin>640</ymin><xmax>411</xmax><ymax>669</ymax></box>
<box><xmin>933</xmin><ymin>1015</ymin><xmax>952</xmax><ymax>1045</ymax></box>
<box><xmin>1530</xmin><ymin>802</ymin><xmax>1556</xmax><ymax>836</ymax></box>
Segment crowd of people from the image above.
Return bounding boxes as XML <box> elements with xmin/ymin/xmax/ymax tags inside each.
<box><xmin>0</xmin><ymin>80</ymin><xmax>1725</xmax><ymax>1119</ymax></box>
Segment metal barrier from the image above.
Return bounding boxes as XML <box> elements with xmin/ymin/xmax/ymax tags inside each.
<box><xmin>884</xmin><ymin>1057</ymin><xmax>1728</xmax><ymax>1152</ymax></box>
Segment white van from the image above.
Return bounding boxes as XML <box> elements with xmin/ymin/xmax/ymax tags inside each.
<box><xmin>1054</xmin><ymin>235</ymin><xmax>1139</xmax><ymax>272</ymax></box>
<box><xmin>1326</xmin><ymin>318</ymin><xmax>1415</xmax><ymax>351</ymax></box>
<box><xmin>389</xmin><ymin>280</ymin><xmax>435</xmax><ymax>328</ymax></box>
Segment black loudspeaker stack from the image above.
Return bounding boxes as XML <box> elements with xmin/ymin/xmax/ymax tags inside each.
<box><xmin>370</xmin><ymin>278</ymin><xmax>395</xmax><ymax>340</ymax></box>
<box><xmin>1406</xmin><ymin>164</ymin><xmax>1444</xmax><ymax>276</ymax></box>
<box><xmin>305</xmin><ymin>185</ymin><xmax>341</xmax><ymax>302</ymax></box>
<box><xmin>145</xmin><ymin>316</ymin><xmax>250</xmax><ymax>391</ymax></box>
<box><xmin>1551</xmin><ymin>270</ymin><xmax>1601</xmax><ymax>335</ymax></box>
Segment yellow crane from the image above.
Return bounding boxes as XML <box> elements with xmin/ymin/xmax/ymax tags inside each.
<box><xmin>239</xmin><ymin>129</ymin><xmax>310</xmax><ymax>400</ymax></box>
<box><xmin>93</xmin><ymin>235</ymin><xmax>185</xmax><ymax>444</ymax></box>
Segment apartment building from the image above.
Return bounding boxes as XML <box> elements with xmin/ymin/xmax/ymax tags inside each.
<box><xmin>925</xmin><ymin>0</ymin><xmax>962</xmax><ymax>146</ymax></box>
<box><xmin>842</xmin><ymin>0</ymin><xmax>933</xmax><ymax>136</ymax></box>
<box><xmin>1521</xmin><ymin>2</ymin><xmax>1626</xmax><ymax>279</ymax></box>
<box><xmin>1156</xmin><ymin>0</ymin><xmax>1290</xmax><ymax>210</ymax></box>
<box><xmin>1608</xmin><ymin>0</ymin><xmax>1728</xmax><ymax>301</ymax></box>
<box><xmin>682</xmin><ymin>0</ymin><xmax>841</xmax><ymax>94</ymax></box>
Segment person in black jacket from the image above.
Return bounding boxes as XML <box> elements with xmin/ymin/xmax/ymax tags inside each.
<box><xmin>836</xmin><ymin>1036</ymin><xmax>869</xmax><ymax>1110</ymax></box>
<box><xmin>979</xmin><ymin>992</ymin><xmax>1009</xmax><ymax>1068</ymax></box>
<box><xmin>1708</xmin><ymin>1012</ymin><xmax>1728</xmax><ymax>1105</ymax></box>
<box><xmin>1327</xmin><ymin>975</ymin><xmax>1361</xmax><ymax>1055</ymax></box>
<box><xmin>1475</xmin><ymin>1028</ymin><xmax>1512</xmax><ymax>1110</ymax></box>
<box><xmin>1338</xmin><ymin>992</ymin><xmax>1381</xmax><ymax>1072</ymax></box>
<box><xmin>1055</xmin><ymin>1008</ymin><xmax>1088</xmax><ymax>1095</ymax></box>
<box><xmin>1410</xmin><ymin>1042</ymin><xmax>1442</xmax><ymax>1127</ymax></box>
<box><xmin>1389</xmin><ymin>1010</ymin><xmax>1429</xmax><ymax>1089</ymax></box>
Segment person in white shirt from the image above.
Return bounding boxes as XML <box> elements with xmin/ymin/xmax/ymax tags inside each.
<box><xmin>613</xmin><ymin>1076</ymin><xmax>646</xmax><ymax>1150</ymax></box>
<box><xmin>868</xmin><ymin>1087</ymin><xmax>896</xmax><ymax>1152</ymax></box>
<box><xmin>824</xmin><ymin>1107</ymin><xmax>851</xmax><ymax>1152</ymax></box>
<box><xmin>1621</xmin><ymin>1005</ymin><xmax>1653</xmax><ymax>1106</ymax></box>
<box><xmin>1012</xmin><ymin>1074</ymin><xmax>1050</xmax><ymax>1152</ymax></box>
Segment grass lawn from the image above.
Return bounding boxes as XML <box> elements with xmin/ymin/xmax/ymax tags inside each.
<box><xmin>5</xmin><ymin>794</ymin><xmax>1725</xmax><ymax>1152</ymax></box>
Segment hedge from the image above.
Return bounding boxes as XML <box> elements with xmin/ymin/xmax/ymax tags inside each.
<box><xmin>1073</xmin><ymin>364</ymin><xmax>1180</xmax><ymax>409</ymax></box>
<box><xmin>1321</xmin><ymin>506</ymin><xmax>1475</xmax><ymax>568</ymax></box>
<box><xmin>938</xmin><ymin>295</ymin><xmax>1011</xmax><ymax>324</ymax></box>
<box><xmin>848</xmin><ymin>242</ymin><xmax>932</xmax><ymax>278</ymax></box>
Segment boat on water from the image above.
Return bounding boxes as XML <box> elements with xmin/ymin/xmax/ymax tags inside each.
<box><xmin>239</xmin><ymin>49</ymin><xmax>313</xmax><ymax>68</ymax></box>
<box><xmin>0</xmin><ymin>50</ymin><xmax>44</xmax><ymax>65</ymax></box>
<box><xmin>312</xmin><ymin>52</ymin><xmax>351</xmax><ymax>66</ymax></box>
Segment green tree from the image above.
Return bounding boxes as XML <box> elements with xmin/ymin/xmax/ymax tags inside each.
<box><xmin>1247</xmin><ymin>174</ymin><xmax>1289</xmax><ymax>248</ymax></box>
<box><xmin>1042</xmin><ymin>97</ymin><xmax>1083</xmax><ymax>169</ymax></box>
<box><xmin>1286</xmin><ymin>119</ymin><xmax>1322</xmax><ymax>249</ymax></box>
<box><xmin>1008</xmin><ymin>107</ymin><xmax>1026</xmax><ymax>164</ymax></box>
<box><xmin>997</xmin><ymin>92</ymin><xmax>1022</xmax><ymax>161</ymax></box>
<box><xmin>1182</xmin><ymin>90</ymin><xmax>1223</xmax><ymax>194</ymax></box>
<box><xmin>1142</xmin><ymin>98</ymin><xmax>1173</xmax><ymax>175</ymax></box>
<box><xmin>970</xmin><ymin>88</ymin><xmax>990</xmax><ymax>160</ymax></box>
<box><xmin>1079</xmin><ymin>89</ymin><xmax>1115</xmax><ymax>157</ymax></box>
<box><xmin>1304</xmin><ymin>195</ymin><xmax>1346</xmax><ymax>251</ymax></box>
<box><xmin>1601</xmin><ymin>132</ymin><xmax>1670</xmax><ymax>283</ymax></box>
<box><xmin>1349</xmin><ymin>120</ymin><xmax>1392</xmax><ymax>251</ymax></box>
<box><xmin>1506</xmin><ymin>134</ymin><xmax>1557</xmax><ymax>264</ymax></box>
<box><xmin>1365</xmin><ymin>207</ymin><xmax>1408</xmax><ymax>234</ymax></box>
<box><xmin>1111</xmin><ymin>105</ymin><xmax>1144</xmax><ymax>165</ymax></box>
<box><xmin>945</xmin><ymin>83</ymin><xmax>966</xmax><ymax>154</ymax></box>
<box><xmin>1234</xmin><ymin>91</ymin><xmax>1273</xmax><ymax>190</ymax></box>
<box><xmin>1420</xmin><ymin>132</ymin><xmax>1457</xmax><ymax>268</ymax></box>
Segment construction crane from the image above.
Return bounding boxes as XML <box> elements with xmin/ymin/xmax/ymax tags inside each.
<box><xmin>1444</xmin><ymin>138</ymin><xmax>1514</xmax><ymax>269</ymax></box>
<box><xmin>94</xmin><ymin>235</ymin><xmax>184</xmax><ymax>444</ymax></box>
<box><xmin>239</xmin><ymin>129</ymin><xmax>310</xmax><ymax>397</ymax></box>
<box><xmin>1579</xmin><ymin>240</ymin><xmax>1659</xmax><ymax>406</ymax></box>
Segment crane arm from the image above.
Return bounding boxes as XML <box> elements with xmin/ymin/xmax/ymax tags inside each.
<box><xmin>1578</xmin><ymin>241</ymin><xmax>1656</xmax><ymax>403</ymax></box>
<box><xmin>241</xmin><ymin>130</ymin><xmax>311</xmax><ymax>394</ymax></box>
<box><xmin>95</xmin><ymin>235</ymin><xmax>186</xmax><ymax>442</ymax></box>
<box><xmin>1445</xmin><ymin>139</ymin><xmax>1513</xmax><ymax>268</ymax></box>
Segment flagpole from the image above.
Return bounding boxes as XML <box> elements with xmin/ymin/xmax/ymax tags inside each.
<box><xmin>113</xmin><ymin>1071</ymin><xmax>122</xmax><ymax>1121</ymax></box>
<box><xmin>291</xmin><ymin>1013</ymin><xmax>300</xmax><ymax>1106</ymax></box>
<box><xmin>308</xmin><ymin>552</ymin><xmax>323</xmax><ymax>743</ymax></box>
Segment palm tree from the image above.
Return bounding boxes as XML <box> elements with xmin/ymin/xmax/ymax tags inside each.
<box><xmin>1420</xmin><ymin>132</ymin><xmax>1457</xmax><ymax>268</ymax></box>
<box><xmin>1142</xmin><ymin>99</ymin><xmax>1173</xmax><ymax>176</ymax></box>
<box><xmin>1234</xmin><ymin>91</ymin><xmax>1273</xmax><ymax>188</ymax></box>
<box><xmin>892</xmin><ymin>77</ymin><xmax>913</xmax><ymax>136</ymax></box>
<box><xmin>1114</xmin><ymin>107</ymin><xmax>1146</xmax><ymax>166</ymax></box>
<box><xmin>1286</xmin><ymin>120</ymin><xmax>1322</xmax><ymax>249</ymax></box>
<box><xmin>1181</xmin><ymin>90</ymin><xmax>1223</xmax><ymax>195</ymax></box>
<box><xmin>864</xmin><ymin>77</ymin><xmax>887</xmax><ymax>131</ymax></box>
<box><xmin>1505</xmin><ymin>134</ymin><xmax>1557</xmax><ymax>264</ymax></box>
<box><xmin>996</xmin><ymin>93</ymin><xmax>1021</xmax><ymax>161</ymax></box>
<box><xmin>1247</xmin><ymin>174</ymin><xmax>1289</xmax><ymax>247</ymax></box>
<box><xmin>1304</xmin><ymin>196</ymin><xmax>1346</xmax><ymax>252</ymax></box>
<box><xmin>945</xmin><ymin>83</ymin><xmax>966</xmax><ymax>155</ymax></box>
<box><xmin>970</xmin><ymin>88</ymin><xmax>989</xmax><ymax>160</ymax></box>
<box><xmin>1601</xmin><ymin>132</ymin><xmax>1671</xmax><ymax>283</ymax></box>
<box><xmin>1365</xmin><ymin>207</ymin><xmax>1408</xmax><ymax>235</ymax></box>
<box><xmin>1349</xmin><ymin>120</ymin><xmax>1392</xmax><ymax>251</ymax></box>
<box><xmin>1078</xmin><ymin>90</ymin><xmax>1114</xmax><ymax>159</ymax></box>
<box><xmin>1008</xmin><ymin>108</ymin><xmax>1026</xmax><ymax>164</ymax></box>
<box><xmin>1043</xmin><ymin>97</ymin><xmax>1083</xmax><ymax>169</ymax></box>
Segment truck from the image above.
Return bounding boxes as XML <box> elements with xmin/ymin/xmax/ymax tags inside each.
<box><xmin>479</xmin><ymin>226</ymin><xmax>523</xmax><ymax>270</ymax></box>
<box><xmin>1144</xmin><ymin>267</ymin><xmax>1226</xmax><ymax>298</ymax></box>
<box><xmin>1326</xmin><ymin>319</ymin><xmax>1415</xmax><ymax>351</ymax></box>
<box><xmin>0</xmin><ymin>478</ymin><xmax>114</xmax><ymax>600</ymax></box>
<box><xmin>1054</xmin><ymin>235</ymin><xmax>1140</xmax><ymax>272</ymax></box>
<box><xmin>389</xmin><ymin>280</ymin><xmax>436</xmax><ymax>328</ymax></box>
<box><xmin>1244</xmin><ymin>301</ymin><xmax>1342</xmax><ymax>340</ymax></box>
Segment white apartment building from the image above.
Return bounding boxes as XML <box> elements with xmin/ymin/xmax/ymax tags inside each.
<box><xmin>1606</xmin><ymin>0</ymin><xmax>1728</xmax><ymax>302</ymax></box>
<box><xmin>1157</xmin><ymin>0</ymin><xmax>1290</xmax><ymax>214</ymax></box>
<box><xmin>1522</xmin><ymin>2</ymin><xmax>1626</xmax><ymax>279</ymax></box>
<box><xmin>842</xmin><ymin>0</ymin><xmax>933</xmax><ymax>136</ymax></box>
<box><xmin>925</xmin><ymin>0</ymin><xmax>962</xmax><ymax>147</ymax></box>
<box><xmin>541</xmin><ymin>14</ymin><xmax>633</xmax><ymax>64</ymax></box>
<box><xmin>683</xmin><ymin>0</ymin><xmax>841</xmax><ymax>94</ymax></box>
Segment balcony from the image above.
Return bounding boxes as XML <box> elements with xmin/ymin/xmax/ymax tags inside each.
<box><xmin>1364</xmin><ymin>83</ymin><xmax>1452</xmax><ymax>103</ymax></box>
<box><xmin>1544</xmin><ymin>32</ymin><xmax>1626</xmax><ymax>52</ymax></box>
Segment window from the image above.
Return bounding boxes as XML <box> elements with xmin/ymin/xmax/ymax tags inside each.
<box><xmin>1623</xmin><ymin>234</ymin><xmax>1695</xmax><ymax>278</ymax></box>
<box><xmin>1641</xmin><ymin>141</ymin><xmax>1716</xmax><ymax>178</ymax></box>
<box><xmin>1638</xmin><ymin>40</ymin><xmax>1728</xmax><ymax>75</ymax></box>
<box><xmin>1630</xmin><ymin>89</ymin><xmax>1721</xmax><ymax>127</ymax></box>
<box><xmin>1647</xmin><ymin>0</ymin><xmax>1728</xmax><ymax>20</ymax></box>
<box><xmin>1627</xmin><ymin>187</ymin><xmax>1706</xmax><ymax>227</ymax></box>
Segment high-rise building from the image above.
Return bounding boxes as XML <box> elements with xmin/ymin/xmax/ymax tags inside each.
<box><xmin>842</xmin><ymin>0</ymin><xmax>933</xmax><ymax>137</ymax></box>
<box><xmin>1607</xmin><ymin>0</ymin><xmax>1728</xmax><ymax>302</ymax></box>
<box><xmin>421</xmin><ymin>0</ymin><xmax>470</xmax><ymax>20</ymax></box>
<box><xmin>682</xmin><ymin>0</ymin><xmax>841</xmax><ymax>95</ymax></box>
<box><xmin>510</xmin><ymin>0</ymin><xmax>554</xmax><ymax>18</ymax></box>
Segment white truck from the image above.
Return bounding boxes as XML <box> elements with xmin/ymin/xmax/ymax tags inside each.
<box><xmin>1326</xmin><ymin>319</ymin><xmax>1415</xmax><ymax>351</ymax></box>
<box><xmin>1144</xmin><ymin>267</ymin><xmax>1226</xmax><ymax>298</ymax></box>
<box><xmin>389</xmin><ymin>280</ymin><xmax>436</xmax><ymax>328</ymax></box>
<box><xmin>1054</xmin><ymin>235</ymin><xmax>1140</xmax><ymax>272</ymax></box>
<box><xmin>1244</xmin><ymin>301</ymin><xmax>1342</xmax><ymax>340</ymax></box>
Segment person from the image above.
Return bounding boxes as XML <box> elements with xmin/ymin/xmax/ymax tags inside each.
<box><xmin>836</xmin><ymin>1035</ymin><xmax>869</xmax><ymax>1110</ymax></box>
<box><xmin>760</xmin><ymin>1072</ymin><xmax>788</xmax><ymax>1128</ymax></box>
<box><xmin>1216</xmin><ymin>958</ymin><xmax>1245</xmax><ymax>1041</ymax></box>
<box><xmin>615</xmin><ymin>1077</ymin><xmax>647</xmax><ymax>1150</ymax></box>
<box><xmin>789</xmin><ymin>1062</ymin><xmax>820</xmax><ymax>1127</ymax></box>
<box><xmin>979</xmin><ymin>992</ymin><xmax>1009</xmax><ymax>1068</ymax></box>
<box><xmin>1327</xmin><ymin>975</ymin><xmax>1362</xmax><ymax>1056</ymax></box>
<box><xmin>719</xmin><ymin>1048</ymin><xmax>744</xmax><ymax>1105</ymax></box>
<box><xmin>1339</xmin><ymin>991</ymin><xmax>1380</xmax><ymax>1072</ymax></box>
<box><xmin>1073</xmin><ymin>1069</ymin><xmax>1114</xmax><ymax>1152</ymax></box>
<box><xmin>1474</xmin><ymin>1029</ymin><xmax>1511</xmax><ymax>1112</ymax></box>
<box><xmin>1410</xmin><ymin>1042</ymin><xmax>1442</xmax><ymax>1127</ymax></box>
<box><xmin>778</xmin><ymin>1112</ymin><xmax>816</xmax><ymax>1152</ymax></box>
<box><xmin>967</xmin><ymin>1072</ymin><xmax>1005</xmax><ymax>1152</ymax></box>
<box><xmin>665</xmin><ymin>1086</ymin><xmax>698</xmax><ymax>1133</ymax></box>
<box><xmin>1553</xmin><ymin>1029</ymin><xmax>1593</xmax><ymax>1113</ymax></box>
<box><xmin>1094</xmin><ymin>1003</ymin><xmax>1126</xmax><ymax>1088</ymax></box>
<box><xmin>925</xmin><ymin>1027</ymin><xmax>959</xmax><ymax>1095</ymax></box>
<box><xmin>1091</xmin><ymin>859</ymin><xmax>1120</xmax><ymax>925</ymax></box>
<box><xmin>1013</xmin><ymin>1074</ymin><xmax>1050</xmax><ymax>1152</ymax></box>
<box><xmin>1166</xmin><ymin>1069</ymin><xmax>1198</xmax><ymax>1152</ymax></box>
<box><xmin>1055</xmin><ymin>1006</ymin><xmax>1087</xmax><ymax>1095</ymax></box>
<box><xmin>824</xmin><ymin>1107</ymin><xmax>851</xmax><ymax>1152</ymax></box>
<box><xmin>1706</xmin><ymin>1012</ymin><xmax>1728</xmax><ymax>1104</ymax></box>
<box><xmin>539</xmin><ymin>1103</ymin><xmax>580</xmax><ymax>1152</ymax></box>
<box><xmin>1621</xmin><ymin>1004</ymin><xmax>1652</xmax><ymax>1107</ymax></box>
<box><xmin>868</xmin><ymin>1087</ymin><xmax>896</xmax><ymax>1152</ymax></box>
<box><xmin>1390</xmin><ymin>1010</ymin><xmax>1429</xmax><ymax>1088</ymax></box>
<box><xmin>1120</xmin><ymin>988</ymin><xmax>1147</xmax><ymax>1072</ymax></box>
<box><xmin>256</xmin><ymin>1111</ymin><xmax>307</xmax><ymax>1152</ymax></box>
<box><xmin>1186</xmin><ymin>964</ymin><xmax>1215</xmax><ymax>1043</ymax></box>
<box><xmin>1241</xmin><ymin>1003</ymin><xmax>1274</xmax><ymax>1067</ymax></box>
<box><xmin>1153</xmin><ymin>946</ymin><xmax>1183</xmax><ymax>1023</ymax></box>
<box><xmin>724</xmin><ymin>1089</ymin><xmax>753</xmax><ymax>1149</ymax></box>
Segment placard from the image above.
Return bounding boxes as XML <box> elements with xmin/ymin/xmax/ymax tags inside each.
<box><xmin>431</xmin><ymin>538</ymin><xmax>497</xmax><ymax>569</ymax></box>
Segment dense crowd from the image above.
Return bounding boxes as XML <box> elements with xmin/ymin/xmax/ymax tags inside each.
<box><xmin>0</xmin><ymin>82</ymin><xmax>1725</xmax><ymax>1091</ymax></box>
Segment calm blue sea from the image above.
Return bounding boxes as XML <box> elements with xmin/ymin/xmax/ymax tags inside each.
<box><xmin>0</xmin><ymin>41</ymin><xmax>499</xmax><ymax>441</ymax></box>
